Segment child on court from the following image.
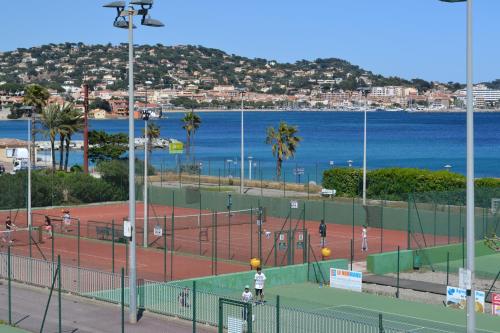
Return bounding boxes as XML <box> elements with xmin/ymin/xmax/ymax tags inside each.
<box><xmin>361</xmin><ymin>225</ymin><xmax>368</xmax><ymax>252</ymax></box>
<box><xmin>254</xmin><ymin>267</ymin><xmax>266</xmax><ymax>304</ymax></box>
<box><xmin>241</xmin><ymin>285</ymin><xmax>253</xmax><ymax>321</ymax></box>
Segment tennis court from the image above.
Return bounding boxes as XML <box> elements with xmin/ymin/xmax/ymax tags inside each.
<box><xmin>263</xmin><ymin>283</ymin><xmax>499</xmax><ymax>333</ymax></box>
<box><xmin>432</xmin><ymin>251</ymin><xmax>500</xmax><ymax>279</ymax></box>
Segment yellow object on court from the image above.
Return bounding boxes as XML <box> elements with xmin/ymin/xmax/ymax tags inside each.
<box><xmin>321</xmin><ymin>247</ymin><xmax>331</xmax><ymax>258</ymax></box>
<box><xmin>250</xmin><ymin>258</ymin><xmax>261</xmax><ymax>269</ymax></box>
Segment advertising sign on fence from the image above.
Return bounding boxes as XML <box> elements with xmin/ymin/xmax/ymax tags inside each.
<box><xmin>290</xmin><ymin>200</ymin><xmax>299</xmax><ymax>209</ymax></box>
<box><xmin>492</xmin><ymin>293</ymin><xmax>500</xmax><ymax>316</ymax></box>
<box><xmin>153</xmin><ymin>225</ymin><xmax>163</xmax><ymax>237</ymax></box>
<box><xmin>330</xmin><ymin>268</ymin><xmax>362</xmax><ymax>292</ymax></box>
<box><xmin>445</xmin><ymin>286</ymin><xmax>485</xmax><ymax>313</ymax></box>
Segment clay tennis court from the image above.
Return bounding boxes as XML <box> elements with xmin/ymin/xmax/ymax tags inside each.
<box><xmin>0</xmin><ymin>201</ymin><xmax>453</xmax><ymax>281</ymax></box>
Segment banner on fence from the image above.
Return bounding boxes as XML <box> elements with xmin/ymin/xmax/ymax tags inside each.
<box><xmin>330</xmin><ymin>268</ymin><xmax>362</xmax><ymax>292</ymax></box>
<box><xmin>445</xmin><ymin>286</ymin><xmax>485</xmax><ymax>313</ymax></box>
<box><xmin>492</xmin><ymin>293</ymin><xmax>500</xmax><ymax>316</ymax></box>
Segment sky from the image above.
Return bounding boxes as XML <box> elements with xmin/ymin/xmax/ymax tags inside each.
<box><xmin>0</xmin><ymin>0</ymin><xmax>499</xmax><ymax>83</ymax></box>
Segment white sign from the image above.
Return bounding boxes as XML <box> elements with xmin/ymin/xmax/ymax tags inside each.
<box><xmin>445</xmin><ymin>286</ymin><xmax>485</xmax><ymax>313</ymax></box>
<box><xmin>459</xmin><ymin>268</ymin><xmax>472</xmax><ymax>290</ymax></box>
<box><xmin>290</xmin><ymin>200</ymin><xmax>299</xmax><ymax>209</ymax></box>
<box><xmin>330</xmin><ymin>268</ymin><xmax>362</xmax><ymax>292</ymax></box>
<box><xmin>123</xmin><ymin>220</ymin><xmax>132</xmax><ymax>238</ymax></box>
<box><xmin>153</xmin><ymin>225</ymin><xmax>163</xmax><ymax>237</ymax></box>
<box><xmin>227</xmin><ymin>316</ymin><xmax>244</xmax><ymax>333</ymax></box>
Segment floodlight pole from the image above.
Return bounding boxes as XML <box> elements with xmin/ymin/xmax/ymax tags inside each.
<box><xmin>240</xmin><ymin>91</ymin><xmax>245</xmax><ymax>193</ymax></box>
<box><xmin>362</xmin><ymin>91</ymin><xmax>367</xmax><ymax>206</ymax></box>
<box><xmin>127</xmin><ymin>9</ymin><xmax>137</xmax><ymax>324</ymax></box>
<box><xmin>143</xmin><ymin>115</ymin><xmax>148</xmax><ymax>248</ymax></box>
<box><xmin>464</xmin><ymin>1</ymin><xmax>475</xmax><ymax>331</ymax></box>
<box><xmin>27</xmin><ymin>114</ymin><xmax>32</xmax><ymax>227</ymax></box>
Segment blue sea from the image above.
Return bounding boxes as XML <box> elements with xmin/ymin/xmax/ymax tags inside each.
<box><xmin>1</xmin><ymin>111</ymin><xmax>499</xmax><ymax>181</ymax></box>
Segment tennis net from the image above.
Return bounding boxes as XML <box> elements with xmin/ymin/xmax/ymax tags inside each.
<box><xmin>140</xmin><ymin>208</ymin><xmax>261</xmax><ymax>232</ymax></box>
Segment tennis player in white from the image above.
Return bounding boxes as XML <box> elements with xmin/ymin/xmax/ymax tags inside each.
<box><xmin>361</xmin><ymin>225</ymin><xmax>368</xmax><ymax>252</ymax></box>
<box><xmin>254</xmin><ymin>267</ymin><xmax>266</xmax><ymax>303</ymax></box>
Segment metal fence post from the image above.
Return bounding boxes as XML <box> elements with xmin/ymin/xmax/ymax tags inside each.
<box><xmin>396</xmin><ymin>246</ymin><xmax>400</xmax><ymax>299</ymax></box>
<box><xmin>77</xmin><ymin>218</ymin><xmax>81</xmax><ymax>292</ymax></box>
<box><xmin>446</xmin><ymin>252</ymin><xmax>450</xmax><ymax>286</ymax></box>
<box><xmin>171</xmin><ymin>203</ymin><xmax>175</xmax><ymax>281</ymax></box>
<box><xmin>276</xmin><ymin>295</ymin><xmax>280</xmax><ymax>333</ymax></box>
<box><xmin>380</xmin><ymin>200</ymin><xmax>384</xmax><ymax>253</ymax></box>
<box><xmin>379</xmin><ymin>313</ymin><xmax>385</xmax><ymax>333</ymax></box>
<box><xmin>350</xmin><ymin>239</ymin><xmax>354</xmax><ymax>270</ymax></box>
<box><xmin>58</xmin><ymin>255</ymin><xmax>61</xmax><ymax>333</ymax></box>
<box><xmin>407</xmin><ymin>194</ymin><xmax>411</xmax><ymax>250</ymax></box>
<box><xmin>8</xmin><ymin>245</ymin><xmax>12</xmax><ymax>325</ymax></box>
<box><xmin>121</xmin><ymin>267</ymin><xmax>125</xmax><ymax>333</ymax></box>
<box><xmin>112</xmin><ymin>219</ymin><xmax>115</xmax><ymax>274</ymax></box>
<box><xmin>192</xmin><ymin>281</ymin><xmax>196</xmax><ymax>333</ymax></box>
<box><xmin>164</xmin><ymin>215</ymin><xmax>167</xmax><ymax>281</ymax></box>
<box><xmin>448</xmin><ymin>204</ymin><xmax>451</xmax><ymax>244</ymax></box>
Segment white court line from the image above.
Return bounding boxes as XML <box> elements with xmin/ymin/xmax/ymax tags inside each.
<box><xmin>312</xmin><ymin>305</ymin><xmax>426</xmax><ymax>331</ymax></box>
<box><xmin>326</xmin><ymin>304</ymin><xmax>498</xmax><ymax>333</ymax></box>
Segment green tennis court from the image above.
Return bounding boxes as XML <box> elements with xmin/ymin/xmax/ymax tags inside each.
<box><xmin>263</xmin><ymin>283</ymin><xmax>499</xmax><ymax>333</ymax></box>
<box><xmin>433</xmin><ymin>252</ymin><xmax>500</xmax><ymax>279</ymax></box>
<box><xmin>0</xmin><ymin>324</ymin><xmax>31</xmax><ymax>333</ymax></box>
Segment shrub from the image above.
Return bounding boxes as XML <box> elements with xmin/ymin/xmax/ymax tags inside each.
<box><xmin>322</xmin><ymin>167</ymin><xmax>500</xmax><ymax>202</ymax></box>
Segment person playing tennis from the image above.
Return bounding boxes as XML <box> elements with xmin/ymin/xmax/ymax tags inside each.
<box><xmin>44</xmin><ymin>215</ymin><xmax>53</xmax><ymax>240</ymax></box>
<box><xmin>361</xmin><ymin>225</ymin><xmax>368</xmax><ymax>252</ymax></box>
<box><xmin>254</xmin><ymin>267</ymin><xmax>266</xmax><ymax>304</ymax></box>
<box><xmin>62</xmin><ymin>209</ymin><xmax>71</xmax><ymax>233</ymax></box>
<box><xmin>2</xmin><ymin>216</ymin><xmax>16</xmax><ymax>245</ymax></box>
<box><xmin>319</xmin><ymin>219</ymin><xmax>327</xmax><ymax>248</ymax></box>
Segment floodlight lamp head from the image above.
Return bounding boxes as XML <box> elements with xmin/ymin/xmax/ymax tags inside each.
<box><xmin>113</xmin><ymin>18</ymin><xmax>136</xmax><ymax>29</ymax></box>
<box><xmin>130</xmin><ymin>0</ymin><xmax>153</xmax><ymax>9</ymax></box>
<box><xmin>103</xmin><ymin>1</ymin><xmax>126</xmax><ymax>8</ymax></box>
<box><xmin>142</xmin><ymin>16</ymin><xmax>164</xmax><ymax>27</ymax></box>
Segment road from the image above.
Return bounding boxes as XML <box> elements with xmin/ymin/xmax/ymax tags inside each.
<box><xmin>0</xmin><ymin>280</ymin><xmax>216</xmax><ymax>333</ymax></box>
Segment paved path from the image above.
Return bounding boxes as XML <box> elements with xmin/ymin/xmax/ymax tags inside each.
<box><xmin>0</xmin><ymin>281</ymin><xmax>216</xmax><ymax>333</ymax></box>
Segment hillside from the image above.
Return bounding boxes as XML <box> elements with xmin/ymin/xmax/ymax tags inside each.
<box><xmin>0</xmin><ymin>43</ymin><xmax>450</xmax><ymax>94</ymax></box>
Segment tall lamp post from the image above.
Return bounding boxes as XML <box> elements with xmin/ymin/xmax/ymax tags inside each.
<box><xmin>239</xmin><ymin>88</ymin><xmax>246</xmax><ymax>193</ymax></box>
<box><xmin>142</xmin><ymin>80</ymin><xmax>152</xmax><ymax>248</ymax></box>
<box><xmin>142</xmin><ymin>108</ymin><xmax>151</xmax><ymax>248</ymax></box>
<box><xmin>358</xmin><ymin>87</ymin><xmax>370</xmax><ymax>206</ymax></box>
<box><xmin>439</xmin><ymin>1</ymin><xmax>475</xmax><ymax>332</ymax></box>
<box><xmin>103</xmin><ymin>0</ymin><xmax>164</xmax><ymax>324</ymax></box>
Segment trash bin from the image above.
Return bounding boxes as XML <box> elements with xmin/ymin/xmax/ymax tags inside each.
<box><xmin>413</xmin><ymin>253</ymin><xmax>421</xmax><ymax>270</ymax></box>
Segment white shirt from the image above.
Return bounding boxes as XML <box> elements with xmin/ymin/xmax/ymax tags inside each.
<box><xmin>242</xmin><ymin>291</ymin><xmax>253</xmax><ymax>303</ymax></box>
<box><xmin>362</xmin><ymin>228</ymin><xmax>367</xmax><ymax>239</ymax></box>
<box><xmin>63</xmin><ymin>213</ymin><xmax>71</xmax><ymax>225</ymax></box>
<box><xmin>254</xmin><ymin>272</ymin><xmax>266</xmax><ymax>289</ymax></box>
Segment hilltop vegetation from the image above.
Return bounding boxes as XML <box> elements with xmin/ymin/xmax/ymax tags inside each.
<box><xmin>0</xmin><ymin>43</ymin><xmax>468</xmax><ymax>94</ymax></box>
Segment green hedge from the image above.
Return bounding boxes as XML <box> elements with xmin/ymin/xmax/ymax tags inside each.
<box><xmin>0</xmin><ymin>170</ymin><xmax>127</xmax><ymax>209</ymax></box>
<box><xmin>323</xmin><ymin>167</ymin><xmax>500</xmax><ymax>202</ymax></box>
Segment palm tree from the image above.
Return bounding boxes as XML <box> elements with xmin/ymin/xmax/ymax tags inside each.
<box><xmin>142</xmin><ymin>122</ymin><xmax>161</xmax><ymax>153</ymax></box>
<box><xmin>181</xmin><ymin>110</ymin><xmax>201</xmax><ymax>158</ymax></box>
<box><xmin>38</xmin><ymin>104</ymin><xmax>60</xmax><ymax>170</ymax></box>
<box><xmin>23</xmin><ymin>84</ymin><xmax>50</xmax><ymax>165</ymax></box>
<box><xmin>265</xmin><ymin>121</ymin><xmax>302</xmax><ymax>180</ymax></box>
<box><xmin>60</xmin><ymin>105</ymin><xmax>84</xmax><ymax>171</ymax></box>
